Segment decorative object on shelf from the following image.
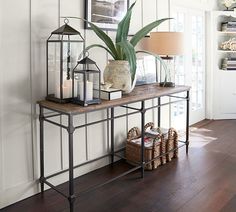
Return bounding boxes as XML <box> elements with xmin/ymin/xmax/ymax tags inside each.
<box><xmin>72</xmin><ymin>56</ymin><xmax>101</xmax><ymax>106</ymax></box>
<box><xmin>46</xmin><ymin>19</ymin><xmax>85</xmax><ymax>103</ymax></box>
<box><xmin>100</xmin><ymin>87</ymin><xmax>122</xmax><ymax>100</ymax></box>
<box><xmin>125</xmin><ymin>122</ymin><xmax>178</xmax><ymax>170</ymax></box>
<box><xmin>135</xmin><ymin>57</ymin><xmax>147</xmax><ymax>85</ymax></box>
<box><xmin>135</xmin><ymin>36</ymin><xmax>169</xmax><ymax>85</ymax></box>
<box><xmin>101</xmin><ymin>82</ymin><xmax>113</xmax><ymax>90</ymax></box>
<box><xmin>221</xmin><ymin>0</ymin><xmax>236</xmax><ymax>10</ymax></box>
<box><xmin>148</xmin><ymin>32</ymin><xmax>184</xmax><ymax>87</ymax></box>
<box><xmin>84</xmin><ymin>0</ymin><xmax>129</xmax><ymax>30</ymax></box>
<box><xmin>220</xmin><ymin>37</ymin><xmax>236</xmax><ymax>50</ymax></box>
<box><xmin>221</xmin><ymin>57</ymin><xmax>236</xmax><ymax>70</ymax></box>
<box><xmin>104</xmin><ymin>60</ymin><xmax>136</xmax><ymax>93</ymax></box>
<box><xmin>221</xmin><ymin>21</ymin><xmax>236</xmax><ymax>31</ymax></box>
<box><xmin>65</xmin><ymin>1</ymin><xmax>170</xmax><ymax>93</ymax></box>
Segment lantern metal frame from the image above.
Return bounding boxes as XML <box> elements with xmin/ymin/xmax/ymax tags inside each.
<box><xmin>46</xmin><ymin>19</ymin><xmax>85</xmax><ymax>103</ymax></box>
<box><xmin>72</xmin><ymin>57</ymin><xmax>101</xmax><ymax>107</ymax></box>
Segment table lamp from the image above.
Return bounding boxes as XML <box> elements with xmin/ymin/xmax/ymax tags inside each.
<box><xmin>149</xmin><ymin>32</ymin><xmax>184</xmax><ymax>87</ymax></box>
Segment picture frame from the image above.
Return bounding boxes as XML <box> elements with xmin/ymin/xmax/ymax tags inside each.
<box><xmin>136</xmin><ymin>56</ymin><xmax>157</xmax><ymax>86</ymax></box>
<box><xmin>85</xmin><ymin>0</ymin><xmax>129</xmax><ymax>31</ymax></box>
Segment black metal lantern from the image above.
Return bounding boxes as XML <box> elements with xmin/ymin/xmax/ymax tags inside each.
<box><xmin>46</xmin><ymin>19</ymin><xmax>84</xmax><ymax>103</ymax></box>
<box><xmin>72</xmin><ymin>57</ymin><xmax>101</xmax><ymax>106</ymax></box>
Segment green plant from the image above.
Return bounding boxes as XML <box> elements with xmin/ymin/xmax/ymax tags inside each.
<box><xmin>66</xmin><ymin>1</ymin><xmax>171</xmax><ymax>83</ymax></box>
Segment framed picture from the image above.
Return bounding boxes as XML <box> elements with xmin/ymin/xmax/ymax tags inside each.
<box><xmin>136</xmin><ymin>56</ymin><xmax>157</xmax><ymax>86</ymax></box>
<box><xmin>85</xmin><ymin>0</ymin><xmax>129</xmax><ymax>31</ymax></box>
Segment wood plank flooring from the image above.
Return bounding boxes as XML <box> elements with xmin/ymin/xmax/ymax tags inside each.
<box><xmin>2</xmin><ymin>119</ymin><xmax>236</xmax><ymax>212</ymax></box>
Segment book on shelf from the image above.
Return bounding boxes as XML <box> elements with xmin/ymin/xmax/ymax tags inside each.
<box><xmin>221</xmin><ymin>58</ymin><xmax>236</xmax><ymax>70</ymax></box>
<box><xmin>221</xmin><ymin>27</ymin><xmax>236</xmax><ymax>32</ymax></box>
<box><xmin>221</xmin><ymin>22</ymin><xmax>236</xmax><ymax>31</ymax></box>
<box><xmin>222</xmin><ymin>68</ymin><xmax>236</xmax><ymax>70</ymax></box>
<box><xmin>222</xmin><ymin>21</ymin><xmax>236</xmax><ymax>25</ymax></box>
<box><xmin>223</xmin><ymin>57</ymin><xmax>236</xmax><ymax>61</ymax></box>
<box><xmin>226</xmin><ymin>60</ymin><xmax>236</xmax><ymax>63</ymax></box>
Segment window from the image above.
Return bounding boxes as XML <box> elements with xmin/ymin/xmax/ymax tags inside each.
<box><xmin>170</xmin><ymin>7</ymin><xmax>206</xmax><ymax>127</ymax></box>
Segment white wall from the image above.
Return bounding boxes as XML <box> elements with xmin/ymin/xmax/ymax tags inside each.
<box><xmin>171</xmin><ymin>0</ymin><xmax>216</xmax><ymax>10</ymax></box>
<box><xmin>0</xmin><ymin>0</ymin><xmax>170</xmax><ymax>208</ymax></box>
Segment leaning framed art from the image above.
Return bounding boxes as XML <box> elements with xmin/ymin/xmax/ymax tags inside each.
<box><xmin>85</xmin><ymin>0</ymin><xmax>129</xmax><ymax>30</ymax></box>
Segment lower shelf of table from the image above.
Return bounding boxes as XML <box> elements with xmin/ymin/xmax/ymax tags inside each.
<box><xmin>40</xmin><ymin>140</ymin><xmax>188</xmax><ymax>200</ymax></box>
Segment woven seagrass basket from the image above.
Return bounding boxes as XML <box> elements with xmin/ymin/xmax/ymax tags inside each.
<box><xmin>125</xmin><ymin>122</ymin><xmax>178</xmax><ymax>170</ymax></box>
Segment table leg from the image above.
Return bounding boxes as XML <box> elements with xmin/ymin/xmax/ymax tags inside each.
<box><xmin>141</xmin><ymin>101</ymin><xmax>145</xmax><ymax>178</ymax></box>
<box><xmin>68</xmin><ymin>114</ymin><xmax>76</xmax><ymax>212</ymax></box>
<box><xmin>158</xmin><ymin>97</ymin><xmax>161</xmax><ymax>127</ymax></box>
<box><xmin>110</xmin><ymin>108</ymin><xmax>114</xmax><ymax>164</ymax></box>
<box><xmin>39</xmin><ymin>106</ymin><xmax>45</xmax><ymax>193</ymax></box>
<box><xmin>186</xmin><ymin>91</ymin><xmax>190</xmax><ymax>154</ymax></box>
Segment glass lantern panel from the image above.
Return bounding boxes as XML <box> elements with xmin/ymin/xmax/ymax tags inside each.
<box><xmin>61</xmin><ymin>40</ymin><xmax>84</xmax><ymax>99</ymax></box>
<box><xmin>76</xmin><ymin>73</ymin><xmax>93</xmax><ymax>101</ymax></box>
<box><xmin>47</xmin><ymin>41</ymin><xmax>61</xmax><ymax>98</ymax></box>
<box><xmin>75</xmin><ymin>71</ymin><xmax>100</xmax><ymax>102</ymax></box>
<box><xmin>73</xmin><ymin>72</ymin><xmax>84</xmax><ymax>99</ymax></box>
<box><xmin>48</xmin><ymin>34</ymin><xmax>61</xmax><ymax>41</ymax></box>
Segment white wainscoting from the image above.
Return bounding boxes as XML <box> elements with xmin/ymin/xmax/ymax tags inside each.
<box><xmin>0</xmin><ymin>0</ymin><xmax>170</xmax><ymax>208</ymax></box>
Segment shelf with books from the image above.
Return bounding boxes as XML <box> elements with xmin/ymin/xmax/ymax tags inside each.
<box><xmin>220</xmin><ymin>69</ymin><xmax>236</xmax><ymax>71</ymax></box>
<box><xmin>218</xmin><ymin>31</ymin><xmax>236</xmax><ymax>34</ymax></box>
<box><xmin>210</xmin><ymin>11</ymin><xmax>236</xmax><ymax>119</ymax></box>
<box><xmin>221</xmin><ymin>21</ymin><xmax>236</xmax><ymax>32</ymax></box>
<box><xmin>220</xmin><ymin>57</ymin><xmax>236</xmax><ymax>70</ymax></box>
<box><xmin>218</xmin><ymin>50</ymin><xmax>236</xmax><ymax>53</ymax></box>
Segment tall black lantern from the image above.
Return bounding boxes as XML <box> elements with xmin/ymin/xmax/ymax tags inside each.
<box><xmin>46</xmin><ymin>19</ymin><xmax>84</xmax><ymax>103</ymax></box>
<box><xmin>72</xmin><ymin>57</ymin><xmax>101</xmax><ymax>106</ymax></box>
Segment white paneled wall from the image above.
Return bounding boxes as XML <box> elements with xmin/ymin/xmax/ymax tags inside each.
<box><xmin>0</xmin><ymin>0</ymin><xmax>170</xmax><ymax>208</ymax></box>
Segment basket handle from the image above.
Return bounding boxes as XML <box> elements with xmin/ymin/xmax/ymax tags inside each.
<box><xmin>127</xmin><ymin>122</ymin><xmax>154</xmax><ymax>140</ymax></box>
<box><xmin>144</xmin><ymin>122</ymin><xmax>154</xmax><ymax>131</ymax></box>
<box><xmin>127</xmin><ymin>127</ymin><xmax>141</xmax><ymax>140</ymax></box>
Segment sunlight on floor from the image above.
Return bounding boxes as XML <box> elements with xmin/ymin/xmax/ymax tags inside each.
<box><xmin>189</xmin><ymin>127</ymin><xmax>218</xmax><ymax>148</ymax></box>
<box><xmin>176</xmin><ymin>126</ymin><xmax>218</xmax><ymax>148</ymax></box>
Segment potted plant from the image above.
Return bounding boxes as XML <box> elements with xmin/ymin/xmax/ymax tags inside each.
<box><xmin>67</xmin><ymin>1</ymin><xmax>171</xmax><ymax>93</ymax></box>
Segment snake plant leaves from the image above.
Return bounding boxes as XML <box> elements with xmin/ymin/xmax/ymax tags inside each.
<box><xmin>117</xmin><ymin>40</ymin><xmax>137</xmax><ymax>82</ymax></box>
<box><xmin>116</xmin><ymin>1</ymin><xmax>136</xmax><ymax>58</ymax></box>
<box><xmin>64</xmin><ymin>3</ymin><xmax>170</xmax><ymax>84</ymax></box>
<box><xmin>87</xmin><ymin>22</ymin><xmax>118</xmax><ymax>59</ymax></box>
<box><xmin>130</xmin><ymin>18</ymin><xmax>172</xmax><ymax>47</ymax></box>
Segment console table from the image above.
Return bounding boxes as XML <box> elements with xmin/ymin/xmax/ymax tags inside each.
<box><xmin>38</xmin><ymin>83</ymin><xmax>190</xmax><ymax>212</ymax></box>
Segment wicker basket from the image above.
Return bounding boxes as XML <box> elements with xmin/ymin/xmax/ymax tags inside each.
<box><xmin>125</xmin><ymin>122</ymin><xmax>178</xmax><ymax>170</ymax></box>
<box><xmin>166</xmin><ymin>128</ymin><xmax>178</xmax><ymax>162</ymax></box>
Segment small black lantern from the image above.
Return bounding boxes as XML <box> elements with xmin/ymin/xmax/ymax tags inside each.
<box><xmin>46</xmin><ymin>19</ymin><xmax>84</xmax><ymax>103</ymax></box>
<box><xmin>72</xmin><ymin>57</ymin><xmax>101</xmax><ymax>106</ymax></box>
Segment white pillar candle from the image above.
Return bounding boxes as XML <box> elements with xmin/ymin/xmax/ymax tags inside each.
<box><xmin>64</xmin><ymin>79</ymin><xmax>72</xmax><ymax>98</ymax></box>
<box><xmin>78</xmin><ymin>81</ymin><xmax>93</xmax><ymax>101</ymax></box>
<box><xmin>55</xmin><ymin>79</ymin><xmax>72</xmax><ymax>99</ymax></box>
<box><xmin>74</xmin><ymin>79</ymin><xmax>78</xmax><ymax>97</ymax></box>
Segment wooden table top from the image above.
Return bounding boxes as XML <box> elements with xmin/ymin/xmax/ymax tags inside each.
<box><xmin>38</xmin><ymin>83</ymin><xmax>191</xmax><ymax>115</ymax></box>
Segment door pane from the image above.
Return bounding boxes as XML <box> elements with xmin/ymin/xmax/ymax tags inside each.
<box><xmin>170</xmin><ymin>8</ymin><xmax>205</xmax><ymax>127</ymax></box>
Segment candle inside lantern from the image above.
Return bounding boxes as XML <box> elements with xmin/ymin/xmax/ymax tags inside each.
<box><xmin>55</xmin><ymin>79</ymin><xmax>72</xmax><ymax>99</ymax></box>
<box><xmin>78</xmin><ymin>80</ymin><xmax>93</xmax><ymax>101</ymax></box>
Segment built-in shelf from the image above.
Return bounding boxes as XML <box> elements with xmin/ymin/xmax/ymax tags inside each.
<box><xmin>211</xmin><ymin>11</ymin><xmax>236</xmax><ymax>119</ymax></box>
<box><xmin>218</xmin><ymin>31</ymin><xmax>236</xmax><ymax>34</ymax></box>
<box><xmin>215</xmin><ymin>10</ymin><xmax>236</xmax><ymax>17</ymax></box>
<box><xmin>218</xmin><ymin>50</ymin><xmax>236</xmax><ymax>53</ymax></box>
<box><xmin>220</xmin><ymin>69</ymin><xmax>236</xmax><ymax>71</ymax></box>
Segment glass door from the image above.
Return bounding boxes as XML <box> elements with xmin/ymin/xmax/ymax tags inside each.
<box><xmin>170</xmin><ymin>7</ymin><xmax>206</xmax><ymax>127</ymax></box>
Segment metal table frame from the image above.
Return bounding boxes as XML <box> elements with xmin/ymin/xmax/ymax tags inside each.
<box><xmin>38</xmin><ymin>87</ymin><xmax>190</xmax><ymax>212</ymax></box>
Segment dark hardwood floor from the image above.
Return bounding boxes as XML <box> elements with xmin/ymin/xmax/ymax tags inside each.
<box><xmin>2</xmin><ymin>120</ymin><xmax>236</xmax><ymax>212</ymax></box>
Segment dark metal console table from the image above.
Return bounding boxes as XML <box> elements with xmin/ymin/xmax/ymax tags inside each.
<box><xmin>38</xmin><ymin>83</ymin><xmax>190</xmax><ymax>212</ymax></box>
